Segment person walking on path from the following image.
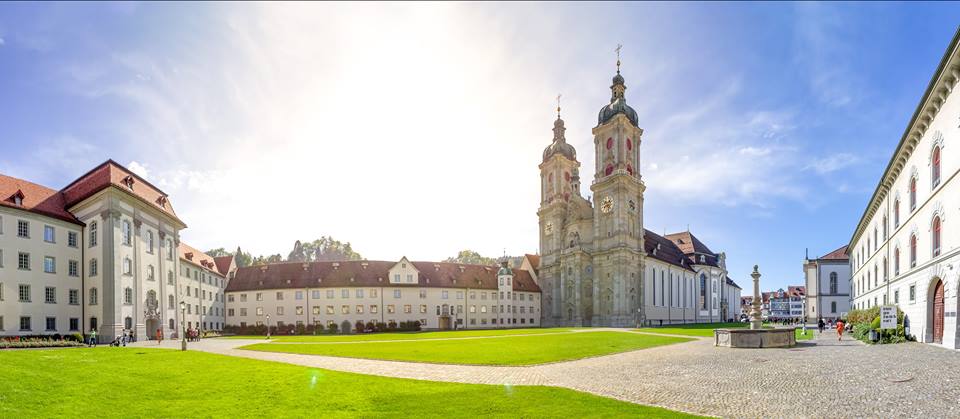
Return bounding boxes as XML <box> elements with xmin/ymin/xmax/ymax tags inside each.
<box><xmin>88</xmin><ymin>329</ymin><xmax>97</xmax><ymax>347</ymax></box>
<box><xmin>156</xmin><ymin>328</ymin><xmax>162</xmax><ymax>344</ymax></box>
<box><xmin>836</xmin><ymin>319</ymin><xmax>845</xmax><ymax>342</ymax></box>
<box><xmin>817</xmin><ymin>318</ymin><xmax>824</xmax><ymax>334</ymax></box>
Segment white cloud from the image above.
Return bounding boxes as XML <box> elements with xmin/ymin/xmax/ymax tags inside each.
<box><xmin>792</xmin><ymin>3</ymin><xmax>859</xmax><ymax>107</ymax></box>
<box><xmin>127</xmin><ymin>161</ymin><xmax>149</xmax><ymax>178</ymax></box>
<box><xmin>0</xmin><ymin>37</ymin><xmax>5</xmax><ymax>46</ymax></box>
<box><xmin>806</xmin><ymin>153</ymin><xmax>860</xmax><ymax>174</ymax></box>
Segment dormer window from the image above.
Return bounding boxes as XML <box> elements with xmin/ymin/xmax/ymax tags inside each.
<box><xmin>156</xmin><ymin>196</ymin><xmax>167</xmax><ymax>208</ymax></box>
<box><xmin>8</xmin><ymin>190</ymin><xmax>24</xmax><ymax>206</ymax></box>
<box><xmin>700</xmin><ymin>255</ymin><xmax>706</xmax><ymax>263</ymax></box>
<box><xmin>122</xmin><ymin>175</ymin><xmax>135</xmax><ymax>190</ymax></box>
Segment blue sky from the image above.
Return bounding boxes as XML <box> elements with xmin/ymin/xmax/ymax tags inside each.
<box><xmin>1</xmin><ymin>3</ymin><xmax>958</xmax><ymax>292</ymax></box>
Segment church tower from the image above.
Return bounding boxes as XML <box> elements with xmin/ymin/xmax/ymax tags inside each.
<box><xmin>589</xmin><ymin>58</ymin><xmax>646</xmax><ymax>326</ymax></box>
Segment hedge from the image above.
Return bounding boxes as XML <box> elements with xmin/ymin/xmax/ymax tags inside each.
<box><xmin>223</xmin><ymin>320</ymin><xmax>422</xmax><ymax>336</ymax></box>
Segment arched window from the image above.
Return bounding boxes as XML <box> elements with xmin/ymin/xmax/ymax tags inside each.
<box><xmin>167</xmin><ymin>271</ymin><xmax>174</xmax><ymax>285</ymax></box>
<box><xmin>882</xmin><ymin>257</ymin><xmax>888</xmax><ymax>280</ymax></box>
<box><xmin>829</xmin><ymin>272</ymin><xmax>838</xmax><ymax>294</ymax></box>
<box><xmin>146</xmin><ymin>230</ymin><xmax>154</xmax><ymax>253</ymax></box>
<box><xmin>167</xmin><ymin>239</ymin><xmax>174</xmax><ymax>260</ymax></box>
<box><xmin>147</xmin><ymin>265</ymin><xmax>155</xmax><ymax>281</ymax></box>
<box><xmin>606</xmin><ymin>137</ymin><xmax>614</xmax><ymax>150</ymax></box>
<box><xmin>894</xmin><ymin>247</ymin><xmax>900</xmax><ymax>275</ymax></box>
<box><xmin>124</xmin><ymin>316</ymin><xmax>133</xmax><ymax>330</ymax></box>
<box><xmin>89</xmin><ymin>258</ymin><xmax>98</xmax><ymax>276</ymax></box>
<box><xmin>122</xmin><ymin>220</ymin><xmax>132</xmax><ymax>245</ymax></box>
<box><xmin>894</xmin><ymin>200</ymin><xmax>900</xmax><ymax>228</ymax></box>
<box><xmin>89</xmin><ymin>287</ymin><xmax>98</xmax><ymax>305</ymax></box>
<box><xmin>626</xmin><ymin>138</ymin><xmax>633</xmax><ymax>151</ymax></box>
<box><xmin>699</xmin><ymin>274</ymin><xmax>707</xmax><ymax>309</ymax></box>
<box><xmin>626</xmin><ymin>164</ymin><xmax>634</xmax><ymax>176</ymax></box>
<box><xmin>831</xmin><ymin>301</ymin><xmax>837</xmax><ymax>314</ymax></box>
<box><xmin>89</xmin><ymin>221</ymin><xmax>98</xmax><ymax>247</ymax></box>
<box><xmin>604</xmin><ymin>165</ymin><xmax>614</xmax><ymax>176</ymax></box>
<box><xmin>933</xmin><ymin>216</ymin><xmax>942</xmax><ymax>257</ymax></box>
<box><xmin>123</xmin><ymin>258</ymin><xmax>132</xmax><ymax>275</ymax></box>
<box><xmin>910</xmin><ymin>234</ymin><xmax>917</xmax><ymax>268</ymax></box>
<box><xmin>169</xmin><ymin>319</ymin><xmax>175</xmax><ymax>330</ymax></box>
<box><xmin>168</xmin><ymin>294</ymin><xmax>175</xmax><ymax>307</ymax></box>
<box><xmin>882</xmin><ymin>216</ymin><xmax>888</xmax><ymax>240</ymax></box>
<box><xmin>932</xmin><ymin>146</ymin><xmax>941</xmax><ymax>188</ymax></box>
<box><xmin>909</xmin><ymin>177</ymin><xmax>917</xmax><ymax>211</ymax></box>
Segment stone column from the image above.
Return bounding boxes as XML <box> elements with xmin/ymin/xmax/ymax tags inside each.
<box><xmin>750</xmin><ymin>265</ymin><xmax>763</xmax><ymax>330</ymax></box>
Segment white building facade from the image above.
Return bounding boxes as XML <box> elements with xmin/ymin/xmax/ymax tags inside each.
<box><xmin>225</xmin><ymin>258</ymin><xmax>541</xmax><ymax>331</ymax></box>
<box><xmin>849</xmin><ymin>30</ymin><xmax>960</xmax><ymax>348</ymax></box>
<box><xmin>804</xmin><ymin>246</ymin><xmax>850</xmax><ymax>322</ymax></box>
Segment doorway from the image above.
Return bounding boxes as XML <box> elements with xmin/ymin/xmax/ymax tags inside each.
<box><xmin>932</xmin><ymin>279</ymin><xmax>944</xmax><ymax>344</ymax></box>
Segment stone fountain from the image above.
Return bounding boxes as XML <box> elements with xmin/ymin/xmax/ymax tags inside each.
<box><xmin>714</xmin><ymin>265</ymin><xmax>796</xmax><ymax>348</ymax></box>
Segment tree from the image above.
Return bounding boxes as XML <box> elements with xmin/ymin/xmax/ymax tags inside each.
<box><xmin>205</xmin><ymin>248</ymin><xmax>231</xmax><ymax>257</ymax></box>
<box><xmin>443</xmin><ymin>250</ymin><xmax>498</xmax><ymax>266</ymax></box>
<box><xmin>288</xmin><ymin>240</ymin><xmax>307</xmax><ymax>262</ymax></box>
<box><xmin>301</xmin><ymin>236</ymin><xmax>363</xmax><ymax>262</ymax></box>
<box><xmin>234</xmin><ymin>246</ymin><xmax>253</xmax><ymax>268</ymax></box>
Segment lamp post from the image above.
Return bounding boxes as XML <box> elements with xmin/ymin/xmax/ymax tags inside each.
<box><xmin>179</xmin><ymin>300</ymin><xmax>187</xmax><ymax>351</ymax></box>
<box><xmin>266</xmin><ymin>314</ymin><xmax>271</xmax><ymax>340</ymax></box>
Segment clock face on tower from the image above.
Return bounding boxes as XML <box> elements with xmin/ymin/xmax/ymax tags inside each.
<box><xmin>545</xmin><ymin>222</ymin><xmax>554</xmax><ymax>235</ymax></box>
<box><xmin>600</xmin><ymin>196</ymin><xmax>614</xmax><ymax>214</ymax></box>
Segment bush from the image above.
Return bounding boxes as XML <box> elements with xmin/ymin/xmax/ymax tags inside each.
<box><xmin>0</xmin><ymin>336</ymin><xmax>85</xmax><ymax>349</ymax></box>
<box><xmin>327</xmin><ymin>323</ymin><xmax>338</xmax><ymax>334</ymax></box>
<box><xmin>355</xmin><ymin>321</ymin><xmax>365</xmax><ymax>334</ymax></box>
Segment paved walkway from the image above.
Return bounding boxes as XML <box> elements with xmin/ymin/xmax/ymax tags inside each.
<box><xmin>136</xmin><ymin>328</ymin><xmax>960</xmax><ymax>418</ymax></box>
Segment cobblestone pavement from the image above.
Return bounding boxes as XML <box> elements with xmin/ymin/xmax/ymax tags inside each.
<box><xmin>137</xmin><ymin>329</ymin><xmax>960</xmax><ymax>418</ymax></box>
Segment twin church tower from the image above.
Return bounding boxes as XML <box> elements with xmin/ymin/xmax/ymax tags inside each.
<box><xmin>537</xmin><ymin>58</ymin><xmax>736</xmax><ymax>327</ymax></box>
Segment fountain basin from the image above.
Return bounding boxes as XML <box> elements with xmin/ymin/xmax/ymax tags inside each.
<box><xmin>714</xmin><ymin>327</ymin><xmax>796</xmax><ymax>348</ymax></box>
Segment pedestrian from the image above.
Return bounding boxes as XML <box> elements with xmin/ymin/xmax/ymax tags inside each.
<box><xmin>836</xmin><ymin>319</ymin><xmax>845</xmax><ymax>342</ymax></box>
<box><xmin>156</xmin><ymin>328</ymin><xmax>162</xmax><ymax>344</ymax></box>
<box><xmin>121</xmin><ymin>330</ymin><xmax>127</xmax><ymax>347</ymax></box>
<box><xmin>817</xmin><ymin>318</ymin><xmax>824</xmax><ymax>333</ymax></box>
<box><xmin>89</xmin><ymin>328</ymin><xmax>98</xmax><ymax>347</ymax></box>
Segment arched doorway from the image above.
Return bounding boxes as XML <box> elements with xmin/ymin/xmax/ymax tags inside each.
<box><xmin>932</xmin><ymin>279</ymin><xmax>945</xmax><ymax>344</ymax></box>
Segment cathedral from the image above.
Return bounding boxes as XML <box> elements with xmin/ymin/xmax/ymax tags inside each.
<box><xmin>537</xmin><ymin>60</ymin><xmax>741</xmax><ymax>327</ymax></box>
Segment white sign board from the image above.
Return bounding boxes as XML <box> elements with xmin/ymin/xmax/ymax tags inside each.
<box><xmin>880</xmin><ymin>305</ymin><xmax>897</xmax><ymax>330</ymax></box>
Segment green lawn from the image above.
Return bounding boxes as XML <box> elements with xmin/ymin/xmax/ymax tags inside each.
<box><xmin>0</xmin><ymin>348</ymin><xmax>700</xmax><ymax>418</ymax></box>
<box><xmin>243</xmin><ymin>331</ymin><xmax>691</xmax><ymax>365</ymax></box>
<box><xmin>226</xmin><ymin>327</ymin><xmax>575</xmax><ymax>342</ymax></box>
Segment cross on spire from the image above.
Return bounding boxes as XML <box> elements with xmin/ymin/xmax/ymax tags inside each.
<box><xmin>556</xmin><ymin>93</ymin><xmax>562</xmax><ymax>118</ymax></box>
<box><xmin>615</xmin><ymin>44</ymin><xmax>622</xmax><ymax>73</ymax></box>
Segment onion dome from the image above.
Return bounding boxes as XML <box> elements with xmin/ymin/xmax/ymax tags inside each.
<box><xmin>598</xmin><ymin>70</ymin><xmax>638</xmax><ymax>126</ymax></box>
<box><xmin>497</xmin><ymin>259</ymin><xmax>513</xmax><ymax>276</ymax></box>
<box><xmin>542</xmin><ymin>116</ymin><xmax>577</xmax><ymax>162</ymax></box>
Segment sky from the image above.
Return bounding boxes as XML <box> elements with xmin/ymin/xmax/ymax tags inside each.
<box><xmin>1</xmin><ymin>2</ymin><xmax>958</xmax><ymax>292</ymax></box>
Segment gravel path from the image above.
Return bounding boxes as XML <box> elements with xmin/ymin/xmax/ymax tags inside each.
<box><xmin>135</xmin><ymin>328</ymin><xmax>960</xmax><ymax>418</ymax></box>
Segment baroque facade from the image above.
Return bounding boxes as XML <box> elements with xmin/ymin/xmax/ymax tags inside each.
<box><xmin>537</xmin><ymin>64</ymin><xmax>740</xmax><ymax>327</ymax></box>
<box><xmin>0</xmin><ymin>160</ymin><xmax>234</xmax><ymax>342</ymax></box>
<box><xmin>849</xmin><ymin>29</ymin><xmax>960</xmax><ymax>348</ymax></box>
<box><xmin>803</xmin><ymin>246</ymin><xmax>850</xmax><ymax>322</ymax></box>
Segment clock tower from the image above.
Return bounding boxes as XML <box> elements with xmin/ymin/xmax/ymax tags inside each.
<box><xmin>588</xmin><ymin>62</ymin><xmax>646</xmax><ymax>326</ymax></box>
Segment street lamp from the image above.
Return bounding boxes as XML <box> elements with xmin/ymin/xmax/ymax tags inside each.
<box><xmin>179</xmin><ymin>300</ymin><xmax>187</xmax><ymax>351</ymax></box>
<box><xmin>266</xmin><ymin>314</ymin><xmax>271</xmax><ymax>340</ymax></box>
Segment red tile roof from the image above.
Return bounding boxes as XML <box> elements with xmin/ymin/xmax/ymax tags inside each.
<box><xmin>213</xmin><ymin>256</ymin><xmax>235</xmax><ymax>276</ymax></box>
<box><xmin>644</xmin><ymin>230</ymin><xmax>695</xmax><ymax>272</ymax></box>
<box><xmin>0</xmin><ymin>174</ymin><xmax>81</xmax><ymax>224</ymax></box>
<box><xmin>226</xmin><ymin>260</ymin><xmax>541</xmax><ymax>293</ymax></box>
<box><xmin>787</xmin><ymin>286</ymin><xmax>806</xmax><ymax>297</ymax></box>
<box><xmin>178</xmin><ymin>242</ymin><xmax>223</xmax><ymax>275</ymax></box>
<box><xmin>60</xmin><ymin>160</ymin><xmax>184</xmax><ymax>227</ymax></box>
<box><xmin>524</xmin><ymin>254</ymin><xmax>540</xmax><ymax>270</ymax></box>
<box><xmin>664</xmin><ymin>230</ymin><xmax>720</xmax><ymax>267</ymax></box>
<box><xmin>818</xmin><ymin>245</ymin><xmax>849</xmax><ymax>261</ymax></box>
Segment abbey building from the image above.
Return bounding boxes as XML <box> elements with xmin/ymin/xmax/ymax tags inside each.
<box><xmin>537</xmin><ymin>65</ymin><xmax>740</xmax><ymax>327</ymax></box>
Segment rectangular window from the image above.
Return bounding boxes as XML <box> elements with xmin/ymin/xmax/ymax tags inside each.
<box><xmin>394</xmin><ymin>274</ymin><xmax>400</xmax><ymax>282</ymax></box>
<box><xmin>228</xmin><ymin>294</ymin><xmax>235</xmax><ymax>302</ymax></box>
<box><xmin>404</xmin><ymin>304</ymin><xmax>412</xmax><ymax>314</ymax></box>
<box><xmin>406</xmin><ymin>274</ymin><xmax>413</xmax><ymax>283</ymax></box>
<box><xmin>256</xmin><ymin>307</ymin><xmax>263</xmax><ymax>316</ymax></box>
<box><xmin>387</xmin><ymin>305</ymin><xmax>395</xmax><ymax>314</ymax></box>
<box><xmin>420</xmin><ymin>304</ymin><xmax>427</xmax><ymax>313</ymax></box>
<box><xmin>69</xmin><ymin>318</ymin><xmax>79</xmax><ymax>331</ymax></box>
<box><xmin>356</xmin><ymin>289</ymin><xmax>364</xmax><ymax>298</ymax></box>
<box><xmin>909</xmin><ymin>285</ymin><xmax>916</xmax><ymax>302</ymax></box>
<box><xmin>69</xmin><ymin>289</ymin><xmax>79</xmax><ymax>305</ymax></box>
<box><xmin>46</xmin><ymin>317</ymin><xmax>56</xmax><ymax>331</ymax></box>
<box><xmin>19</xmin><ymin>284</ymin><xmax>30</xmax><ymax>302</ymax></box>
<box><xmin>276</xmin><ymin>291</ymin><xmax>284</xmax><ymax>301</ymax></box>
<box><xmin>442</xmin><ymin>290</ymin><xmax>449</xmax><ymax>299</ymax></box>
<box><xmin>240</xmin><ymin>294</ymin><xmax>247</xmax><ymax>302</ymax></box>
<box><xmin>45</xmin><ymin>287</ymin><xmax>56</xmax><ymax>304</ymax></box>
<box><xmin>277</xmin><ymin>306</ymin><xmax>284</xmax><ymax>315</ymax></box>
<box><xmin>371</xmin><ymin>305</ymin><xmax>378</xmax><ymax>314</ymax></box>
<box><xmin>894</xmin><ymin>290</ymin><xmax>899</xmax><ymax>304</ymax></box>
<box><xmin>312</xmin><ymin>290</ymin><xmax>321</xmax><ymax>299</ymax></box>
<box><xmin>68</xmin><ymin>231</ymin><xmax>78</xmax><ymax>247</ymax></box>
<box><xmin>393</xmin><ymin>289</ymin><xmax>402</xmax><ymax>299</ymax></box>
<box><xmin>341</xmin><ymin>305</ymin><xmax>349</xmax><ymax>314</ymax></box>
<box><xmin>456</xmin><ymin>291</ymin><xmax>464</xmax><ymax>300</ymax></box>
<box><xmin>68</xmin><ymin>260</ymin><xmax>79</xmax><ymax>277</ymax></box>
<box><xmin>240</xmin><ymin>308</ymin><xmax>247</xmax><ymax>316</ymax></box>
<box><xmin>419</xmin><ymin>289</ymin><xmax>427</xmax><ymax>299</ymax></box>
<box><xmin>326</xmin><ymin>290</ymin><xmax>335</xmax><ymax>299</ymax></box>
<box><xmin>44</xmin><ymin>256</ymin><xmax>55</xmax><ymax>273</ymax></box>
<box><xmin>312</xmin><ymin>306</ymin><xmax>320</xmax><ymax>315</ymax></box>
<box><xmin>18</xmin><ymin>252</ymin><xmax>30</xmax><ymax>270</ymax></box>
<box><xmin>228</xmin><ymin>309</ymin><xmax>235</xmax><ymax>317</ymax></box>
<box><xmin>44</xmin><ymin>225</ymin><xmax>55</xmax><ymax>243</ymax></box>
<box><xmin>20</xmin><ymin>316</ymin><xmax>31</xmax><ymax>331</ymax></box>
<box><xmin>256</xmin><ymin>293</ymin><xmax>263</xmax><ymax>301</ymax></box>
<box><xmin>341</xmin><ymin>289</ymin><xmax>349</xmax><ymax>298</ymax></box>
<box><xmin>326</xmin><ymin>306</ymin><xmax>334</xmax><ymax>315</ymax></box>
<box><xmin>356</xmin><ymin>305</ymin><xmax>363</xmax><ymax>314</ymax></box>
<box><xmin>295</xmin><ymin>291</ymin><xmax>303</xmax><ymax>300</ymax></box>
<box><xmin>17</xmin><ymin>220</ymin><xmax>29</xmax><ymax>238</ymax></box>
<box><xmin>370</xmin><ymin>289</ymin><xmax>378</xmax><ymax>298</ymax></box>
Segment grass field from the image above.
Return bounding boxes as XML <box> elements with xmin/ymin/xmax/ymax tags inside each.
<box><xmin>226</xmin><ymin>327</ymin><xmax>576</xmax><ymax>342</ymax></box>
<box><xmin>241</xmin><ymin>331</ymin><xmax>691</xmax><ymax>365</ymax></box>
<box><xmin>636</xmin><ymin>322</ymin><xmax>816</xmax><ymax>341</ymax></box>
<box><xmin>0</xmin><ymin>348</ymin><xmax>701</xmax><ymax>418</ymax></box>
